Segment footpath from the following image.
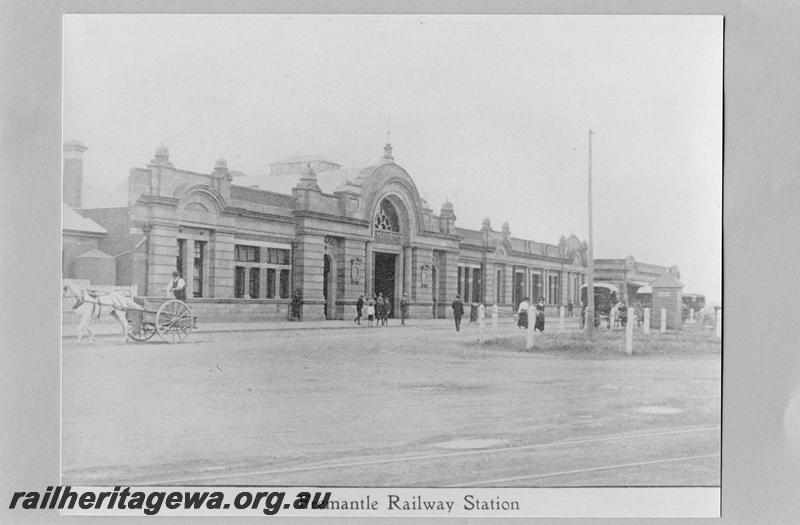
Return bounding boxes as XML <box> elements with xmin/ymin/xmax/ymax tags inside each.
<box><xmin>61</xmin><ymin>316</ymin><xmax>583</xmax><ymax>339</ymax></box>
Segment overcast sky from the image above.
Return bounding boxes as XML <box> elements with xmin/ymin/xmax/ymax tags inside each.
<box><xmin>63</xmin><ymin>14</ymin><xmax>722</xmax><ymax>303</ymax></box>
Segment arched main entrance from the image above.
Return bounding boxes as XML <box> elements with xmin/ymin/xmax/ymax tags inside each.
<box><xmin>373</xmin><ymin>252</ymin><xmax>397</xmax><ymax>317</ymax></box>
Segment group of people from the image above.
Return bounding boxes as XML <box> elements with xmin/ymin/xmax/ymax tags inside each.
<box><xmin>449</xmin><ymin>295</ymin><xmax>547</xmax><ymax>333</ymax></box>
<box><xmin>516</xmin><ymin>297</ymin><xmax>546</xmax><ymax>332</ymax></box>
<box><xmin>354</xmin><ymin>292</ymin><xmax>409</xmax><ymax>327</ymax></box>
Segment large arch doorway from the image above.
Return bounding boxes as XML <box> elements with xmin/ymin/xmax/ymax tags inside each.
<box><xmin>373</xmin><ymin>252</ymin><xmax>397</xmax><ymax>317</ymax></box>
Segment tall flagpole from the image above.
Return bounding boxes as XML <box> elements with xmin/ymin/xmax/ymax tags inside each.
<box><xmin>586</xmin><ymin>129</ymin><xmax>595</xmax><ymax>339</ymax></box>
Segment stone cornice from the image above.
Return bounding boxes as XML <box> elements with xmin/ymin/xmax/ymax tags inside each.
<box><xmin>294</xmin><ymin>209</ymin><xmax>370</xmax><ymax>227</ymax></box>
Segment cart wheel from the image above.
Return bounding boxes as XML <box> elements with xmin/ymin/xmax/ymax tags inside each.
<box><xmin>127</xmin><ymin>311</ymin><xmax>156</xmax><ymax>342</ymax></box>
<box><xmin>156</xmin><ymin>300</ymin><xmax>193</xmax><ymax>343</ymax></box>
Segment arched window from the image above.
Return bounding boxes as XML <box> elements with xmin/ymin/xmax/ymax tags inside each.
<box><xmin>374</xmin><ymin>199</ymin><xmax>400</xmax><ymax>232</ymax></box>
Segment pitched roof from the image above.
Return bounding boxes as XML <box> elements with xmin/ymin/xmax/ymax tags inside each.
<box><xmin>650</xmin><ymin>272</ymin><xmax>683</xmax><ymax>288</ymax></box>
<box><xmin>62</xmin><ymin>205</ymin><xmax>106</xmax><ymax>234</ymax></box>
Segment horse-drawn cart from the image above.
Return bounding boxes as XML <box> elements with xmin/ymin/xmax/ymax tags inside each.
<box><xmin>125</xmin><ymin>299</ymin><xmax>194</xmax><ymax>344</ymax></box>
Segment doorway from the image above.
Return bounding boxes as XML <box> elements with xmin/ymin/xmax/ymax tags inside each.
<box><xmin>323</xmin><ymin>255</ymin><xmax>332</xmax><ymax>319</ymax></box>
<box><xmin>374</xmin><ymin>252</ymin><xmax>397</xmax><ymax>317</ymax></box>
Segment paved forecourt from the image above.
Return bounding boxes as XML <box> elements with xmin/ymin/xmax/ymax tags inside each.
<box><xmin>61</xmin><ymin>320</ymin><xmax>720</xmax><ymax>488</ymax></box>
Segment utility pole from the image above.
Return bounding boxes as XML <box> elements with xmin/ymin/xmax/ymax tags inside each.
<box><xmin>586</xmin><ymin>129</ymin><xmax>595</xmax><ymax>339</ymax></box>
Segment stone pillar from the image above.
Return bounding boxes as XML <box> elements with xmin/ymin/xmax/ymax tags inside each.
<box><xmin>464</xmin><ymin>267</ymin><xmax>471</xmax><ymax>304</ymax></box>
<box><xmin>293</xmin><ymin>234</ymin><xmax>326</xmax><ymax>320</ymax></box>
<box><xmin>403</xmin><ymin>246</ymin><xmax>412</xmax><ymax>296</ymax></box>
<box><xmin>526</xmin><ymin>305</ymin><xmax>536</xmax><ymax>350</ymax></box>
<box><xmin>484</xmin><ymin>262</ymin><xmax>496</xmax><ymax>308</ymax></box>
<box><xmin>408</xmin><ymin>248</ymin><xmax>432</xmax><ymax>319</ymax></box>
<box><xmin>209</xmin><ymin>231</ymin><xmax>234</xmax><ymax>298</ymax></box>
<box><xmin>442</xmin><ymin>251</ymin><xmax>459</xmax><ymax>315</ymax></box>
<box><xmin>342</xmin><ymin>238</ymin><xmax>366</xmax><ymax>304</ymax></box>
<box><xmin>146</xmin><ymin>224</ymin><xmax>179</xmax><ymax>297</ymax></box>
<box><xmin>491</xmin><ymin>304</ymin><xmax>498</xmax><ymax>340</ymax></box>
<box><xmin>504</xmin><ymin>267</ymin><xmax>514</xmax><ymax>310</ymax></box>
<box><xmin>364</xmin><ymin>241</ymin><xmax>373</xmax><ymax>298</ymax></box>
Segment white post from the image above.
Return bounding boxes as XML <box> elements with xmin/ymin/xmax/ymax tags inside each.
<box><xmin>526</xmin><ymin>305</ymin><xmax>536</xmax><ymax>350</ymax></box>
<box><xmin>478</xmin><ymin>304</ymin><xmax>486</xmax><ymax>344</ymax></box>
<box><xmin>559</xmin><ymin>305</ymin><xmax>565</xmax><ymax>333</ymax></box>
<box><xmin>689</xmin><ymin>308</ymin><xmax>695</xmax><ymax>324</ymax></box>
<box><xmin>491</xmin><ymin>304</ymin><xmax>498</xmax><ymax>341</ymax></box>
<box><xmin>643</xmin><ymin>308</ymin><xmax>651</xmax><ymax>335</ymax></box>
<box><xmin>625</xmin><ymin>307</ymin><xmax>634</xmax><ymax>355</ymax></box>
<box><xmin>716</xmin><ymin>308</ymin><xmax>722</xmax><ymax>338</ymax></box>
<box><xmin>660</xmin><ymin>308</ymin><xmax>667</xmax><ymax>333</ymax></box>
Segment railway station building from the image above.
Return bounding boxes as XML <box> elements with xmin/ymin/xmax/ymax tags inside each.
<box><xmin>62</xmin><ymin>141</ymin><xmax>591</xmax><ymax>321</ymax></box>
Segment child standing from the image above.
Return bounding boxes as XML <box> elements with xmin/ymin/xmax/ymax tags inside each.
<box><xmin>366</xmin><ymin>300</ymin><xmax>375</xmax><ymax>327</ymax></box>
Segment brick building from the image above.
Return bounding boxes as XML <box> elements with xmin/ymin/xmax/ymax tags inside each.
<box><xmin>62</xmin><ymin>141</ymin><xmax>590</xmax><ymax>321</ymax></box>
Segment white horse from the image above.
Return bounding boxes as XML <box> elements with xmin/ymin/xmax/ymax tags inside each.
<box><xmin>62</xmin><ymin>280</ymin><xmax>143</xmax><ymax>343</ymax></box>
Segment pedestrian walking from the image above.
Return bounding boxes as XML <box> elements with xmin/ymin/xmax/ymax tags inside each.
<box><xmin>354</xmin><ymin>294</ymin><xmax>364</xmax><ymax>324</ymax></box>
<box><xmin>290</xmin><ymin>289</ymin><xmax>303</xmax><ymax>321</ymax></box>
<box><xmin>517</xmin><ymin>297</ymin><xmax>530</xmax><ymax>329</ymax></box>
<box><xmin>567</xmin><ymin>299</ymin><xmax>573</xmax><ymax>317</ymax></box>
<box><xmin>400</xmin><ymin>293</ymin><xmax>409</xmax><ymax>325</ymax></box>
<box><xmin>383</xmin><ymin>298</ymin><xmax>391</xmax><ymax>326</ymax></box>
<box><xmin>375</xmin><ymin>294</ymin><xmax>385</xmax><ymax>326</ymax></box>
<box><xmin>535</xmin><ymin>297</ymin><xmax>546</xmax><ymax>333</ymax></box>
<box><xmin>451</xmin><ymin>294</ymin><xmax>464</xmax><ymax>332</ymax></box>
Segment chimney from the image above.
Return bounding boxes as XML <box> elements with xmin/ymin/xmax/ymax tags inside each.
<box><xmin>63</xmin><ymin>141</ymin><xmax>88</xmax><ymax>208</ymax></box>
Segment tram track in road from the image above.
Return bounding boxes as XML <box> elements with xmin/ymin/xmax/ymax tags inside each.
<box><xmin>142</xmin><ymin>424</ymin><xmax>720</xmax><ymax>486</ymax></box>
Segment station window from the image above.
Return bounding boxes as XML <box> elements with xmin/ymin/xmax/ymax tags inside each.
<box><xmin>234</xmin><ymin>243</ymin><xmax>291</xmax><ymax>300</ymax></box>
<box><xmin>193</xmin><ymin>241</ymin><xmax>205</xmax><ymax>297</ymax></box>
<box><xmin>471</xmin><ymin>268</ymin><xmax>482</xmax><ymax>303</ymax></box>
<box><xmin>234</xmin><ymin>267</ymin><xmax>246</xmax><ymax>298</ymax></box>
<box><xmin>235</xmin><ymin>245</ymin><xmax>259</xmax><ymax>263</ymax></box>
<box><xmin>249</xmin><ymin>267</ymin><xmax>260</xmax><ymax>298</ymax></box>
<box><xmin>548</xmin><ymin>274</ymin><xmax>560</xmax><ymax>305</ymax></box>
<box><xmin>279</xmin><ymin>269</ymin><xmax>290</xmax><ymax>299</ymax></box>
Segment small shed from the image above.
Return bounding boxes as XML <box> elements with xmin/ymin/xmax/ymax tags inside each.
<box><xmin>650</xmin><ymin>272</ymin><xmax>683</xmax><ymax>330</ymax></box>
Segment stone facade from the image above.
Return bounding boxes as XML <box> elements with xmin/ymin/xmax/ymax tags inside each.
<box><xmin>64</xmin><ymin>142</ymin><xmax>590</xmax><ymax>322</ymax></box>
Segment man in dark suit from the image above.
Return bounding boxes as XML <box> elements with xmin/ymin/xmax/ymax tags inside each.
<box><xmin>354</xmin><ymin>294</ymin><xmax>364</xmax><ymax>324</ymax></box>
<box><xmin>451</xmin><ymin>294</ymin><xmax>465</xmax><ymax>332</ymax></box>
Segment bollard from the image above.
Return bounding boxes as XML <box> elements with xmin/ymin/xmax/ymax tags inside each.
<box><xmin>643</xmin><ymin>308</ymin><xmax>650</xmax><ymax>335</ymax></box>
<box><xmin>526</xmin><ymin>305</ymin><xmax>536</xmax><ymax>350</ymax></box>
<box><xmin>716</xmin><ymin>308</ymin><xmax>722</xmax><ymax>338</ymax></box>
<box><xmin>559</xmin><ymin>306</ymin><xmax>565</xmax><ymax>333</ymax></box>
<box><xmin>478</xmin><ymin>304</ymin><xmax>486</xmax><ymax>344</ymax></box>
<box><xmin>491</xmin><ymin>304</ymin><xmax>498</xmax><ymax>341</ymax></box>
<box><xmin>625</xmin><ymin>307</ymin><xmax>634</xmax><ymax>355</ymax></box>
<box><xmin>660</xmin><ymin>308</ymin><xmax>667</xmax><ymax>333</ymax></box>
